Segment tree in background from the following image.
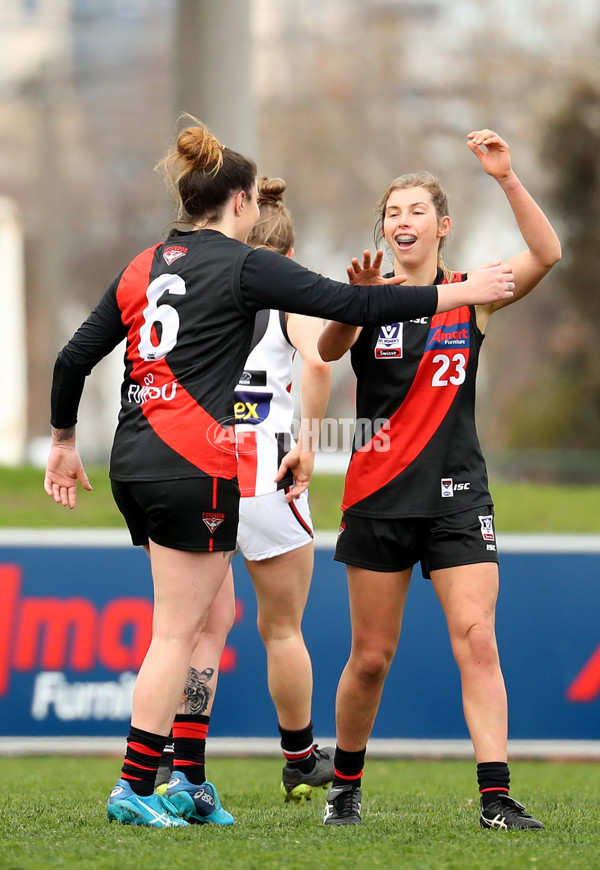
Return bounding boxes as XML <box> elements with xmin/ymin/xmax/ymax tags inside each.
<box><xmin>505</xmin><ymin>81</ymin><xmax>600</xmax><ymax>453</ymax></box>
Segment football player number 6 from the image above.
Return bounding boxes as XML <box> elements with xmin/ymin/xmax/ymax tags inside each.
<box><xmin>431</xmin><ymin>352</ymin><xmax>467</xmax><ymax>387</ymax></box>
<box><xmin>138</xmin><ymin>274</ymin><xmax>186</xmax><ymax>361</ymax></box>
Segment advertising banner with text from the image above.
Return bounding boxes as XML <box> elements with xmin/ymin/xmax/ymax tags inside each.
<box><xmin>0</xmin><ymin>533</ymin><xmax>599</xmax><ymax>739</ymax></box>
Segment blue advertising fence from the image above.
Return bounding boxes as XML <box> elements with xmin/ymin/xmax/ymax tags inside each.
<box><xmin>0</xmin><ymin>530</ymin><xmax>599</xmax><ymax>745</ymax></box>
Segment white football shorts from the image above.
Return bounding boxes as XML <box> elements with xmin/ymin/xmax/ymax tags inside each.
<box><xmin>237</xmin><ymin>487</ymin><xmax>314</xmax><ymax>561</ymax></box>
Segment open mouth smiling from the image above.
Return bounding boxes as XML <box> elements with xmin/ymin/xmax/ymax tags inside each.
<box><xmin>394</xmin><ymin>234</ymin><xmax>417</xmax><ymax>250</ymax></box>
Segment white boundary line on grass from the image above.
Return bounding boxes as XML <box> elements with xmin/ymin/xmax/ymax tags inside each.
<box><xmin>1</xmin><ymin>528</ymin><xmax>600</xmax><ymax>552</ymax></box>
<box><xmin>1</xmin><ymin>737</ymin><xmax>600</xmax><ymax>759</ymax></box>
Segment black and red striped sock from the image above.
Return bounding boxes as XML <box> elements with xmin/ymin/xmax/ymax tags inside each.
<box><xmin>161</xmin><ymin>729</ymin><xmax>174</xmax><ymax>761</ymax></box>
<box><xmin>332</xmin><ymin>746</ymin><xmax>365</xmax><ymax>789</ymax></box>
<box><xmin>279</xmin><ymin>721</ymin><xmax>316</xmax><ymax>773</ymax></box>
<box><xmin>477</xmin><ymin>761</ymin><xmax>510</xmax><ymax>809</ymax></box>
<box><xmin>172</xmin><ymin>714</ymin><xmax>210</xmax><ymax>785</ymax></box>
<box><xmin>121</xmin><ymin>726</ymin><xmax>169</xmax><ymax>796</ymax></box>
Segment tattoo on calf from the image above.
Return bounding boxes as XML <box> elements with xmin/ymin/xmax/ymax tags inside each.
<box><xmin>183</xmin><ymin>667</ymin><xmax>214</xmax><ymax>715</ymax></box>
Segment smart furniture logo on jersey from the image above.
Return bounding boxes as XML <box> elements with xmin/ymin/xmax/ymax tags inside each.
<box><xmin>0</xmin><ymin>563</ymin><xmax>240</xmax><ymax>722</ymax></box>
<box><xmin>425</xmin><ymin>322</ymin><xmax>470</xmax><ymax>352</ymax></box>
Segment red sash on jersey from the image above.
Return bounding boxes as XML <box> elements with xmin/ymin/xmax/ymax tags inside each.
<box><xmin>342</xmin><ymin>275</ymin><xmax>469</xmax><ymax>511</ymax></box>
<box><xmin>116</xmin><ymin>247</ymin><xmax>237</xmax><ymax>479</ymax></box>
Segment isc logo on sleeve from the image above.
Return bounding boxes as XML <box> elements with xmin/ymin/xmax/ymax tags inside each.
<box><xmin>441</xmin><ymin>478</ymin><xmax>471</xmax><ymax>497</ymax></box>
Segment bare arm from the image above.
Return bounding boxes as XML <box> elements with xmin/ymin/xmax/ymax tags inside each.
<box><xmin>467</xmin><ymin>129</ymin><xmax>562</xmax><ymax>329</ymax></box>
<box><xmin>318</xmin><ymin>321</ymin><xmax>362</xmax><ymax>361</ymax></box>
<box><xmin>276</xmin><ymin>313</ymin><xmax>332</xmax><ymax>500</ymax></box>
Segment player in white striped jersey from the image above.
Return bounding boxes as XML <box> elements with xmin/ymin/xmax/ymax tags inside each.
<box><xmin>237</xmin><ymin>178</ymin><xmax>334</xmax><ymax>800</ymax></box>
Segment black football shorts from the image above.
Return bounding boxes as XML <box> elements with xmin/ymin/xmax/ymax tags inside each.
<box><xmin>111</xmin><ymin>476</ymin><xmax>239</xmax><ymax>552</ymax></box>
<box><xmin>334</xmin><ymin>505</ymin><xmax>499</xmax><ymax>577</ymax></box>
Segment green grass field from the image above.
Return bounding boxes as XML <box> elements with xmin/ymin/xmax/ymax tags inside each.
<box><xmin>0</xmin><ymin>756</ymin><xmax>598</xmax><ymax>870</ymax></box>
<box><xmin>1</xmin><ymin>468</ymin><xmax>598</xmax><ymax>869</ymax></box>
<box><xmin>1</xmin><ymin>465</ymin><xmax>599</xmax><ymax>532</ymax></box>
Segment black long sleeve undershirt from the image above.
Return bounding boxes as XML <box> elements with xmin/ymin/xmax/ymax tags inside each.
<box><xmin>50</xmin><ymin>278</ymin><xmax>127</xmax><ymax>429</ymax></box>
<box><xmin>239</xmin><ymin>247</ymin><xmax>438</xmax><ymax>326</ymax></box>
<box><xmin>50</xmin><ymin>244</ymin><xmax>438</xmax><ymax>430</ymax></box>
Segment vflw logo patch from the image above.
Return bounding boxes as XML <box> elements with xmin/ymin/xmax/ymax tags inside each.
<box><xmin>375</xmin><ymin>323</ymin><xmax>403</xmax><ymax>358</ymax></box>
<box><xmin>163</xmin><ymin>245</ymin><xmax>188</xmax><ymax>265</ymax></box>
<box><xmin>202</xmin><ymin>512</ymin><xmax>225</xmax><ymax>534</ymax></box>
<box><xmin>478</xmin><ymin>515</ymin><xmax>495</xmax><ymax>542</ymax></box>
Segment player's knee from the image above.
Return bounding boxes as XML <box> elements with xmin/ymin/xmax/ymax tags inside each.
<box><xmin>153</xmin><ymin>618</ymin><xmax>205</xmax><ymax>652</ymax></box>
<box><xmin>352</xmin><ymin>646</ymin><xmax>394</xmax><ymax>683</ymax></box>
<box><xmin>223</xmin><ymin>599</ymin><xmax>237</xmax><ymax>634</ymax></box>
<box><xmin>459</xmin><ymin>622</ymin><xmax>499</xmax><ymax>668</ymax></box>
<box><xmin>256</xmin><ymin>615</ymin><xmax>301</xmax><ymax>645</ymax></box>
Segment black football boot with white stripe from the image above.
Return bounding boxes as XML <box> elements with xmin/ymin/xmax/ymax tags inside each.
<box><xmin>480</xmin><ymin>794</ymin><xmax>545</xmax><ymax>830</ymax></box>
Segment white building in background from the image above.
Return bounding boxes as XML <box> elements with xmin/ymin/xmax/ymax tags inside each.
<box><xmin>0</xmin><ymin>0</ymin><xmax>72</xmax><ymax>86</ymax></box>
<box><xmin>0</xmin><ymin>198</ymin><xmax>26</xmax><ymax>465</ymax></box>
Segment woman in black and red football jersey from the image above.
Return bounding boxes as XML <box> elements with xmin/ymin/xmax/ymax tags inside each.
<box><xmin>155</xmin><ymin>178</ymin><xmax>336</xmax><ymax>804</ymax></box>
<box><xmin>44</xmin><ymin>120</ymin><xmax>516</xmax><ymax>828</ymax></box>
<box><xmin>318</xmin><ymin>130</ymin><xmax>561</xmax><ymax>829</ymax></box>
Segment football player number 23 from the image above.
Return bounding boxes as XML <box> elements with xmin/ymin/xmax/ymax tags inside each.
<box><xmin>138</xmin><ymin>274</ymin><xmax>186</xmax><ymax>361</ymax></box>
<box><xmin>431</xmin><ymin>352</ymin><xmax>467</xmax><ymax>387</ymax></box>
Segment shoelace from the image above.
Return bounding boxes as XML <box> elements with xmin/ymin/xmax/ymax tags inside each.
<box><xmin>335</xmin><ymin>788</ymin><xmax>361</xmax><ymax>817</ymax></box>
<box><xmin>486</xmin><ymin>796</ymin><xmax>533</xmax><ymax>820</ymax></box>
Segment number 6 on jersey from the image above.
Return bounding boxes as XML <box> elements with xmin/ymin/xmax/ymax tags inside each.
<box><xmin>138</xmin><ymin>274</ymin><xmax>186</xmax><ymax>361</ymax></box>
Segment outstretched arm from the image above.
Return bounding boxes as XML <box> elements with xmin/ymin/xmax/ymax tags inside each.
<box><xmin>242</xmin><ymin>248</ymin><xmax>514</xmax><ymax>328</ymax></box>
<box><xmin>316</xmin><ymin>249</ymin><xmax>515</xmax><ymax>360</ymax></box>
<box><xmin>467</xmin><ymin>129</ymin><xmax>561</xmax><ymax>325</ymax></box>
